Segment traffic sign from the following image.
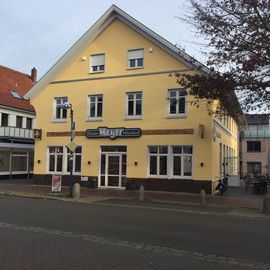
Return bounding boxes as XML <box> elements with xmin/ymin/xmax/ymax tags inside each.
<box><xmin>67</xmin><ymin>141</ymin><xmax>78</xmax><ymax>152</ymax></box>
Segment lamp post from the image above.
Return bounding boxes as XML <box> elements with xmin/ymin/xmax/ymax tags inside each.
<box><xmin>62</xmin><ymin>101</ymin><xmax>75</xmax><ymax>197</ymax></box>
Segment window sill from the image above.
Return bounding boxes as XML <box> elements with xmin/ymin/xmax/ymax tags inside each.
<box><xmin>89</xmin><ymin>71</ymin><xmax>105</xmax><ymax>74</ymax></box>
<box><xmin>125</xmin><ymin>116</ymin><xmax>143</xmax><ymax>121</ymax></box>
<box><xmin>52</xmin><ymin>119</ymin><xmax>67</xmax><ymax>123</ymax></box>
<box><xmin>127</xmin><ymin>66</ymin><xmax>144</xmax><ymax>70</ymax></box>
<box><xmin>166</xmin><ymin>114</ymin><xmax>187</xmax><ymax>119</ymax></box>
<box><xmin>86</xmin><ymin>118</ymin><xmax>103</xmax><ymax>122</ymax></box>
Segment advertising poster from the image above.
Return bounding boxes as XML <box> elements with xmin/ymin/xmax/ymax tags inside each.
<box><xmin>51</xmin><ymin>175</ymin><xmax>62</xmax><ymax>193</ymax></box>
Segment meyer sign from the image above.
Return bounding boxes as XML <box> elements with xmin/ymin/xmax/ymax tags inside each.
<box><xmin>85</xmin><ymin>127</ymin><xmax>141</xmax><ymax>139</ymax></box>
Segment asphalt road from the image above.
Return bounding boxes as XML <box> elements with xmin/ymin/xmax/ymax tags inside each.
<box><xmin>0</xmin><ymin>195</ymin><xmax>269</xmax><ymax>270</ymax></box>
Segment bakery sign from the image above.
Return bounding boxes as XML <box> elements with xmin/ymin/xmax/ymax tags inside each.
<box><xmin>85</xmin><ymin>127</ymin><xmax>141</xmax><ymax>139</ymax></box>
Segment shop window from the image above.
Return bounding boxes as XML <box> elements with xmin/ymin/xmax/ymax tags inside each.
<box><xmin>128</xmin><ymin>49</ymin><xmax>144</xmax><ymax>69</ymax></box>
<box><xmin>247</xmin><ymin>162</ymin><xmax>261</xmax><ymax>175</ymax></box>
<box><xmin>11</xmin><ymin>152</ymin><xmax>28</xmax><ymax>172</ymax></box>
<box><xmin>90</xmin><ymin>54</ymin><xmax>105</xmax><ymax>73</ymax></box>
<box><xmin>88</xmin><ymin>95</ymin><xmax>103</xmax><ymax>119</ymax></box>
<box><xmin>126</xmin><ymin>92</ymin><xmax>142</xmax><ymax>119</ymax></box>
<box><xmin>148</xmin><ymin>145</ymin><xmax>193</xmax><ymax>178</ymax></box>
<box><xmin>67</xmin><ymin>146</ymin><xmax>82</xmax><ymax>173</ymax></box>
<box><xmin>168</xmin><ymin>89</ymin><xmax>186</xmax><ymax>116</ymax></box>
<box><xmin>149</xmin><ymin>146</ymin><xmax>168</xmax><ymax>177</ymax></box>
<box><xmin>28</xmin><ymin>151</ymin><xmax>34</xmax><ymax>172</ymax></box>
<box><xmin>172</xmin><ymin>146</ymin><xmax>193</xmax><ymax>177</ymax></box>
<box><xmin>0</xmin><ymin>151</ymin><xmax>10</xmax><ymax>172</ymax></box>
<box><xmin>48</xmin><ymin>146</ymin><xmax>63</xmax><ymax>173</ymax></box>
<box><xmin>247</xmin><ymin>141</ymin><xmax>261</xmax><ymax>152</ymax></box>
<box><xmin>54</xmin><ymin>97</ymin><xmax>68</xmax><ymax>121</ymax></box>
<box><xmin>1</xmin><ymin>113</ymin><xmax>9</xmax><ymax>127</ymax></box>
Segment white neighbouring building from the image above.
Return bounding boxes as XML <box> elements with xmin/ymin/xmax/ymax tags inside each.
<box><xmin>0</xmin><ymin>65</ymin><xmax>36</xmax><ymax>179</ymax></box>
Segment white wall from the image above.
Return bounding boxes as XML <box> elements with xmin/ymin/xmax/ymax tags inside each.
<box><xmin>0</xmin><ymin>107</ymin><xmax>35</xmax><ymax>129</ymax></box>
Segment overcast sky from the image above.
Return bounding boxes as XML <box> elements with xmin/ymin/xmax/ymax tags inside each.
<box><xmin>0</xmin><ymin>0</ymin><xmax>205</xmax><ymax>78</ymax></box>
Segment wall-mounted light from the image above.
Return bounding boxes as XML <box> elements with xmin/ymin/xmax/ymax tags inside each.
<box><xmin>81</xmin><ymin>56</ymin><xmax>86</xmax><ymax>61</ymax></box>
<box><xmin>87</xmin><ymin>161</ymin><xmax>91</xmax><ymax>165</ymax></box>
<box><xmin>199</xmin><ymin>124</ymin><xmax>204</xmax><ymax>139</ymax></box>
<box><xmin>37</xmin><ymin>160</ymin><xmax>41</xmax><ymax>164</ymax></box>
<box><xmin>134</xmin><ymin>161</ymin><xmax>138</xmax><ymax>166</ymax></box>
<box><xmin>200</xmin><ymin>162</ymin><xmax>204</xmax><ymax>167</ymax></box>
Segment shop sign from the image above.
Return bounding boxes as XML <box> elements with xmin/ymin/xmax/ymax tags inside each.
<box><xmin>51</xmin><ymin>175</ymin><xmax>62</xmax><ymax>193</ymax></box>
<box><xmin>85</xmin><ymin>127</ymin><xmax>141</xmax><ymax>139</ymax></box>
<box><xmin>33</xmin><ymin>129</ymin><xmax>42</xmax><ymax>139</ymax></box>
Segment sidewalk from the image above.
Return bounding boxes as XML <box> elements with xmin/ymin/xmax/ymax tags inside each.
<box><xmin>0</xmin><ymin>179</ymin><xmax>268</xmax><ymax>218</ymax></box>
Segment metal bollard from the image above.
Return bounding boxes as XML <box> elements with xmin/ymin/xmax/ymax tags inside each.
<box><xmin>200</xmin><ymin>189</ymin><xmax>206</xmax><ymax>206</ymax></box>
<box><xmin>139</xmin><ymin>185</ymin><xmax>145</xmax><ymax>201</ymax></box>
<box><xmin>263</xmin><ymin>196</ymin><xmax>270</xmax><ymax>214</ymax></box>
<box><xmin>72</xmin><ymin>183</ymin><xmax>80</xmax><ymax>199</ymax></box>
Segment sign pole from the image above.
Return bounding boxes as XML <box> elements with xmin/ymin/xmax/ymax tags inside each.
<box><xmin>69</xmin><ymin>104</ymin><xmax>75</xmax><ymax>197</ymax></box>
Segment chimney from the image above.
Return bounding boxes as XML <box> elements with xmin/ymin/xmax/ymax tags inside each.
<box><xmin>31</xmin><ymin>67</ymin><xmax>37</xmax><ymax>83</ymax></box>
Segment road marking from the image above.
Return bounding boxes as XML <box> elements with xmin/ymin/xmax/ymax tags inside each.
<box><xmin>0</xmin><ymin>222</ymin><xmax>269</xmax><ymax>269</ymax></box>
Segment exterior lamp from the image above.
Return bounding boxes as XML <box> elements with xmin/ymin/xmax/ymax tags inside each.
<box><xmin>62</xmin><ymin>101</ymin><xmax>75</xmax><ymax>197</ymax></box>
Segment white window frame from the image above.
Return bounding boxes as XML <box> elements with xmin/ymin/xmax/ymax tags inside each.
<box><xmin>87</xmin><ymin>94</ymin><xmax>103</xmax><ymax>121</ymax></box>
<box><xmin>47</xmin><ymin>146</ymin><xmax>64</xmax><ymax>174</ymax></box>
<box><xmin>90</xmin><ymin>53</ymin><xmax>105</xmax><ymax>73</ymax></box>
<box><xmin>171</xmin><ymin>146</ymin><xmax>193</xmax><ymax>179</ymax></box>
<box><xmin>127</xmin><ymin>49</ymin><xmax>144</xmax><ymax>69</ymax></box>
<box><xmin>147</xmin><ymin>145</ymin><xmax>193</xmax><ymax>179</ymax></box>
<box><xmin>47</xmin><ymin>145</ymin><xmax>82</xmax><ymax>175</ymax></box>
<box><xmin>125</xmin><ymin>91</ymin><xmax>143</xmax><ymax>119</ymax></box>
<box><xmin>53</xmin><ymin>97</ymin><xmax>68</xmax><ymax>122</ymax></box>
<box><xmin>167</xmin><ymin>89</ymin><xmax>187</xmax><ymax>117</ymax></box>
<box><xmin>66</xmin><ymin>146</ymin><xmax>82</xmax><ymax>175</ymax></box>
<box><xmin>148</xmin><ymin>146</ymin><xmax>169</xmax><ymax>178</ymax></box>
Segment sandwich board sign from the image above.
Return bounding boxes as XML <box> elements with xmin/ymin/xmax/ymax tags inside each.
<box><xmin>51</xmin><ymin>175</ymin><xmax>62</xmax><ymax>193</ymax></box>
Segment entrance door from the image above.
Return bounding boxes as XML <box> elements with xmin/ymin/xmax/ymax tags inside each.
<box><xmin>107</xmin><ymin>154</ymin><xmax>121</xmax><ymax>187</ymax></box>
<box><xmin>99</xmin><ymin>153</ymin><xmax>126</xmax><ymax>188</ymax></box>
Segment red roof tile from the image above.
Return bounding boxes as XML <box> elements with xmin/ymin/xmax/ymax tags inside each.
<box><xmin>0</xmin><ymin>65</ymin><xmax>35</xmax><ymax>113</ymax></box>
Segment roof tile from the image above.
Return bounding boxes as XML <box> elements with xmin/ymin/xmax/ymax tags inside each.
<box><xmin>0</xmin><ymin>65</ymin><xmax>35</xmax><ymax>112</ymax></box>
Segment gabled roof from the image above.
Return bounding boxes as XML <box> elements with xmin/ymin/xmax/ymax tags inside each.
<box><xmin>24</xmin><ymin>4</ymin><xmax>209</xmax><ymax>100</ymax></box>
<box><xmin>0</xmin><ymin>65</ymin><xmax>35</xmax><ymax>113</ymax></box>
<box><xmin>23</xmin><ymin>5</ymin><xmax>245</xmax><ymax>125</ymax></box>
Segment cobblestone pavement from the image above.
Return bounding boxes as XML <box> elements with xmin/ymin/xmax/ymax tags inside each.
<box><xmin>0</xmin><ymin>221</ymin><xmax>269</xmax><ymax>270</ymax></box>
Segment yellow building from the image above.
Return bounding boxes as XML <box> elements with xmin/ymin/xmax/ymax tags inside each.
<box><xmin>25</xmin><ymin>5</ymin><xmax>245</xmax><ymax>194</ymax></box>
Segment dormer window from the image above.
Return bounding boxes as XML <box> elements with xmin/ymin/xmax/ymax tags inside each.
<box><xmin>90</xmin><ymin>54</ymin><xmax>105</xmax><ymax>73</ymax></box>
<box><xmin>10</xmin><ymin>90</ymin><xmax>22</xmax><ymax>99</ymax></box>
<box><xmin>128</xmin><ymin>49</ymin><xmax>144</xmax><ymax>69</ymax></box>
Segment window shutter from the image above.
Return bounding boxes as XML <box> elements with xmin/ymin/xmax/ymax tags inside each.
<box><xmin>128</xmin><ymin>49</ymin><xmax>144</xmax><ymax>60</ymax></box>
<box><xmin>91</xmin><ymin>54</ymin><xmax>105</xmax><ymax>66</ymax></box>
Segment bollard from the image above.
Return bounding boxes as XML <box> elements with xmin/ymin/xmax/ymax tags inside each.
<box><xmin>200</xmin><ymin>189</ymin><xmax>206</xmax><ymax>206</ymax></box>
<box><xmin>72</xmin><ymin>183</ymin><xmax>80</xmax><ymax>199</ymax></box>
<box><xmin>263</xmin><ymin>196</ymin><xmax>270</xmax><ymax>214</ymax></box>
<box><xmin>139</xmin><ymin>185</ymin><xmax>145</xmax><ymax>201</ymax></box>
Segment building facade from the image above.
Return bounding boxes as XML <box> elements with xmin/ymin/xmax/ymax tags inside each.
<box><xmin>0</xmin><ymin>65</ymin><xmax>36</xmax><ymax>178</ymax></box>
<box><xmin>241</xmin><ymin>114</ymin><xmax>270</xmax><ymax>177</ymax></box>
<box><xmin>25</xmin><ymin>6</ymin><xmax>244</xmax><ymax>193</ymax></box>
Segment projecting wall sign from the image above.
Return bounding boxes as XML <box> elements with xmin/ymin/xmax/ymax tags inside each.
<box><xmin>85</xmin><ymin>127</ymin><xmax>141</xmax><ymax>139</ymax></box>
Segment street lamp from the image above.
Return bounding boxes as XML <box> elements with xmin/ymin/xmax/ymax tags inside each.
<box><xmin>62</xmin><ymin>101</ymin><xmax>75</xmax><ymax>197</ymax></box>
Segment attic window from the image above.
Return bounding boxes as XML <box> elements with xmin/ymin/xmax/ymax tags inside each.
<box><xmin>10</xmin><ymin>90</ymin><xmax>22</xmax><ymax>99</ymax></box>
